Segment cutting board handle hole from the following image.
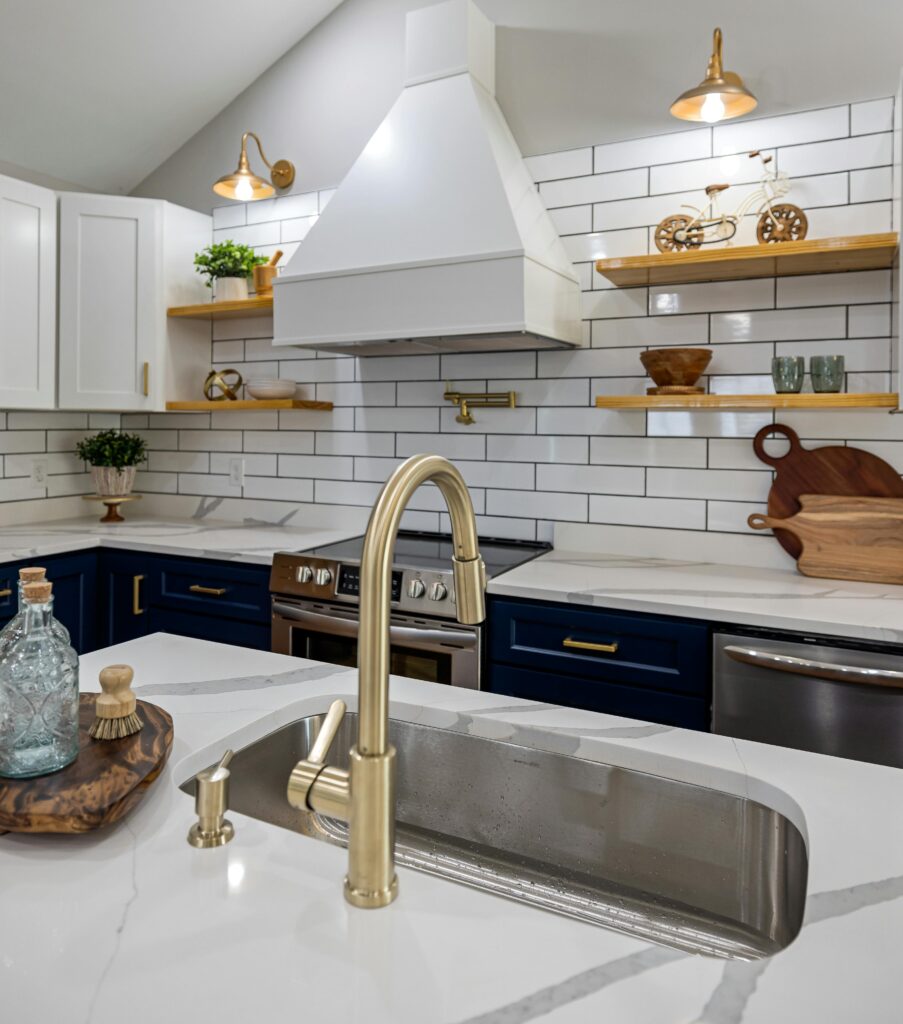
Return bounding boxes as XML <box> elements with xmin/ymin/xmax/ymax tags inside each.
<box><xmin>754</xmin><ymin>424</ymin><xmax>801</xmax><ymax>467</ymax></box>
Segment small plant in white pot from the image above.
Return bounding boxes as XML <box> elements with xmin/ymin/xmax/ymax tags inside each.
<box><xmin>193</xmin><ymin>240</ymin><xmax>268</xmax><ymax>302</ymax></box>
<box><xmin>76</xmin><ymin>430</ymin><xmax>148</xmax><ymax>497</ymax></box>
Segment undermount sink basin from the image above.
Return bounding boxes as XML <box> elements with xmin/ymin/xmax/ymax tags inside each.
<box><xmin>183</xmin><ymin>710</ymin><xmax>808</xmax><ymax>960</ymax></box>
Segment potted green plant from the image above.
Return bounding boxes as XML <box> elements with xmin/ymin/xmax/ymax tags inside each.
<box><xmin>193</xmin><ymin>240</ymin><xmax>268</xmax><ymax>302</ymax></box>
<box><xmin>75</xmin><ymin>430</ymin><xmax>148</xmax><ymax>497</ymax></box>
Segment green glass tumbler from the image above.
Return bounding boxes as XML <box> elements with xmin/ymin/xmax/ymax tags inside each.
<box><xmin>771</xmin><ymin>356</ymin><xmax>804</xmax><ymax>394</ymax></box>
<box><xmin>810</xmin><ymin>355</ymin><xmax>845</xmax><ymax>393</ymax></box>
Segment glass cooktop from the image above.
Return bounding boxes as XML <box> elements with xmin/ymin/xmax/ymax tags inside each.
<box><xmin>295</xmin><ymin>531</ymin><xmax>550</xmax><ymax>578</ymax></box>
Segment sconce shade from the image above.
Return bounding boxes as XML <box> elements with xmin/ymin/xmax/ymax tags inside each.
<box><xmin>212</xmin><ymin>132</ymin><xmax>295</xmax><ymax>202</ymax></box>
<box><xmin>670</xmin><ymin>28</ymin><xmax>757</xmax><ymax>123</ymax></box>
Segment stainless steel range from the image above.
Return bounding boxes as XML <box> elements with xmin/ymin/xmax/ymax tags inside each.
<box><xmin>270</xmin><ymin>531</ymin><xmax>549</xmax><ymax>688</ymax></box>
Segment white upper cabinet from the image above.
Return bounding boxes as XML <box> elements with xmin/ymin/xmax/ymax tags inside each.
<box><xmin>58</xmin><ymin>194</ymin><xmax>211</xmax><ymax>411</ymax></box>
<box><xmin>0</xmin><ymin>175</ymin><xmax>57</xmax><ymax>409</ymax></box>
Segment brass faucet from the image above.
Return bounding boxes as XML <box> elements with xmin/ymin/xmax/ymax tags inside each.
<box><xmin>286</xmin><ymin>455</ymin><xmax>486</xmax><ymax>907</ymax></box>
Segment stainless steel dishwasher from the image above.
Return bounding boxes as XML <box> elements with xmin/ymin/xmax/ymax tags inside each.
<box><xmin>713</xmin><ymin>631</ymin><xmax>903</xmax><ymax>769</ymax></box>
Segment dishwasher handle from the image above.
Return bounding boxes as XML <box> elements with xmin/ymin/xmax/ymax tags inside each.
<box><xmin>724</xmin><ymin>645</ymin><xmax>903</xmax><ymax>690</ymax></box>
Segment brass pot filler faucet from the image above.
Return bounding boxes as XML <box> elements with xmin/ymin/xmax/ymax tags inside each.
<box><xmin>286</xmin><ymin>454</ymin><xmax>487</xmax><ymax>908</ymax></box>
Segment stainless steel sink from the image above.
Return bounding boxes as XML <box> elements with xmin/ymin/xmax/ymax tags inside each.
<box><xmin>183</xmin><ymin>711</ymin><xmax>808</xmax><ymax>960</ymax></box>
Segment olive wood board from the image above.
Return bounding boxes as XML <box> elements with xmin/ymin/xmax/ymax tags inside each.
<box><xmin>753</xmin><ymin>424</ymin><xmax>903</xmax><ymax>559</ymax></box>
<box><xmin>0</xmin><ymin>694</ymin><xmax>173</xmax><ymax>834</ymax></box>
<box><xmin>749</xmin><ymin>495</ymin><xmax>903</xmax><ymax>585</ymax></box>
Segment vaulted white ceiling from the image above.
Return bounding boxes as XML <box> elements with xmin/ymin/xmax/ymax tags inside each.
<box><xmin>0</xmin><ymin>0</ymin><xmax>343</xmax><ymax>193</ymax></box>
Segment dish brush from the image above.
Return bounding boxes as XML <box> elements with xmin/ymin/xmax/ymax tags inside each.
<box><xmin>88</xmin><ymin>664</ymin><xmax>144</xmax><ymax>740</ymax></box>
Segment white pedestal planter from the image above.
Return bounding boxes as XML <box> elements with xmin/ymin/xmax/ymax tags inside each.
<box><xmin>91</xmin><ymin>466</ymin><xmax>136</xmax><ymax>497</ymax></box>
<box><xmin>214</xmin><ymin>277</ymin><xmax>249</xmax><ymax>303</ymax></box>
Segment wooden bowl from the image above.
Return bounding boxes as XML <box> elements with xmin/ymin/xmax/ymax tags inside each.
<box><xmin>639</xmin><ymin>347</ymin><xmax>712</xmax><ymax>387</ymax></box>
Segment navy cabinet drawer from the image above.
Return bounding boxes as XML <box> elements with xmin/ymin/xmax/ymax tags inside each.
<box><xmin>156</xmin><ymin>556</ymin><xmax>270</xmax><ymax>623</ymax></box>
<box><xmin>148</xmin><ymin>607</ymin><xmax>270</xmax><ymax>650</ymax></box>
<box><xmin>489</xmin><ymin>597</ymin><xmax>709</xmax><ymax>697</ymax></box>
<box><xmin>492</xmin><ymin>664</ymin><xmax>708</xmax><ymax>730</ymax></box>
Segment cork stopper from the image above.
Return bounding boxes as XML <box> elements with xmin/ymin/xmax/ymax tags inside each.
<box><xmin>22</xmin><ymin>581</ymin><xmax>52</xmax><ymax>604</ymax></box>
<box><xmin>19</xmin><ymin>567</ymin><xmax>46</xmax><ymax>583</ymax></box>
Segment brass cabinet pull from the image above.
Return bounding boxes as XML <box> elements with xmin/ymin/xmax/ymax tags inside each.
<box><xmin>132</xmin><ymin>574</ymin><xmax>145</xmax><ymax>615</ymax></box>
<box><xmin>190</xmin><ymin>585</ymin><xmax>227</xmax><ymax>596</ymax></box>
<box><xmin>0</xmin><ymin>588</ymin><xmax>11</xmax><ymax>599</ymax></box>
<box><xmin>563</xmin><ymin>637</ymin><xmax>619</xmax><ymax>654</ymax></box>
<box><xmin>142</xmin><ymin>362</ymin><xmax>150</xmax><ymax>397</ymax></box>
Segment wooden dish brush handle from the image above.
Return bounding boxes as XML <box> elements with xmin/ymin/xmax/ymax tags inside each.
<box><xmin>95</xmin><ymin>665</ymin><xmax>137</xmax><ymax>720</ymax></box>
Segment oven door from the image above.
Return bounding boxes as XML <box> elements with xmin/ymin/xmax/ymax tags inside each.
<box><xmin>272</xmin><ymin>598</ymin><xmax>481</xmax><ymax>689</ymax></box>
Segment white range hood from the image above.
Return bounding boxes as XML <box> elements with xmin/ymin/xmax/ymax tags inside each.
<box><xmin>273</xmin><ymin>0</ymin><xmax>583</xmax><ymax>356</ymax></box>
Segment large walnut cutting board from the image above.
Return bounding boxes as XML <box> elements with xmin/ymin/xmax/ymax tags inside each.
<box><xmin>753</xmin><ymin>424</ymin><xmax>903</xmax><ymax>558</ymax></box>
<box><xmin>748</xmin><ymin>495</ymin><xmax>903</xmax><ymax>585</ymax></box>
<box><xmin>0</xmin><ymin>694</ymin><xmax>173</xmax><ymax>833</ymax></box>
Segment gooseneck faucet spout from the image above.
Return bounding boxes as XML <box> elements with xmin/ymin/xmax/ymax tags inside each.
<box><xmin>287</xmin><ymin>455</ymin><xmax>486</xmax><ymax>908</ymax></box>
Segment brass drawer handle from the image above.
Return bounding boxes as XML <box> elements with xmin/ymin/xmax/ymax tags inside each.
<box><xmin>133</xmin><ymin>574</ymin><xmax>145</xmax><ymax>615</ymax></box>
<box><xmin>142</xmin><ymin>361</ymin><xmax>150</xmax><ymax>397</ymax></box>
<box><xmin>563</xmin><ymin>637</ymin><xmax>619</xmax><ymax>654</ymax></box>
<box><xmin>189</xmin><ymin>585</ymin><xmax>228</xmax><ymax>597</ymax></box>
<box><xmin>0</xmin><ymin>588</ymin><xmax>11</xmax><ymax>599</ymax></box>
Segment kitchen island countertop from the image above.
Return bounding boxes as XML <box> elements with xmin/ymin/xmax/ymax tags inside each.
<box><xmin>1</xmin><ymin>632</ymin><xmax>900</xmax><ymax>1023</ymax></box>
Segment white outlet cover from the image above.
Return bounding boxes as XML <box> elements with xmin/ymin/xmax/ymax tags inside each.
<box><xmin>31</xmin><ymin>458</ymin><xmax>48</xmax><ymax>487</ymax></box>
<box><xmin>229</xmin><ymin>457</ymin><xmax>245</xmax><ymax>487</ymax></box>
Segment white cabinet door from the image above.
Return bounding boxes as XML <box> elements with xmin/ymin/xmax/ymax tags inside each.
<box><xmin>58</xmin><ymin>194</ymin><xmax>160</xmax><ymax>411</ymax></box>
<box><xmin>0</xmin><ymin>175</ymin><xmax>56</xmax><ymax>408</ymax></box>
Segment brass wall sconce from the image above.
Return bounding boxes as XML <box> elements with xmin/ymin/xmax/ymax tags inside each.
<box><xmin>212</xmin><ymin>131</ymin><xmax>295</xmax><ymax>202</ymax></box>
<box><xmin>444</xmin><ymin>383</ymin><xmax>516</xmax><ymax>425</ymax></box>
<box><xmin>670</xmin><ymin>28</ymin><xmax>757</xmax><ymax>124</ymax></box>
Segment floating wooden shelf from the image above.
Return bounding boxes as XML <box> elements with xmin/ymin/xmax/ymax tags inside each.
<box><xmin>594</xmin><ymin>233</ymin><xmax>898</xmax><ymax>287</ymax></box>
<box><xmin>594</xmin><ymin>393</ymin><xmax>899</xmax><ymax>411</ymax></box>
<box><xmin>166</xmin><ymin>297</ymin><xmax>273</xmax><ymax>320</ymax></box>
<box><xmin>165</xmin><ymin>399</ymin><xmax>333</xmax><ymax>411</ymax></box>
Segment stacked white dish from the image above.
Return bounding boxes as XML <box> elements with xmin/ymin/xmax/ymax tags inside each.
<box><xmin>246</xmin><ymin>379</ymin><xmax>297</xmax><ymax>400</ymax></box>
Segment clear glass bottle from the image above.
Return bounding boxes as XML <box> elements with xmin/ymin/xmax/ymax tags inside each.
<box><xmin>0</xmin><ymin>567</ymin><xmax>70</xmax><ymax>659</ymax></box>
<box><xmin>0</xmin><ymin>582</ymin><xmax>79</xmax><ymax>778</ymax></box>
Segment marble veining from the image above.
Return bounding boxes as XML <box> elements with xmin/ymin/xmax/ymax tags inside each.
<box><xmin>488</xmin><ymin>548</ymin><xmax>903</xmax><ymax>644</ymax></box>
<box><xmin>2</xmin><ymin>633</ymin><xmax>898</xmax><ymax>1022</ymax></box>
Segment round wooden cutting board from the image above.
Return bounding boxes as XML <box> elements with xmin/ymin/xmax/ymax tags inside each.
<box><xmin>753</xmin><ymin>424</ymin><xmax>903</xmax><ymax>559</ymax></box>
<box><xmin>0</xmin><ymin>694</ymin><xmax>173</xmax><ymax>833</ymax></box>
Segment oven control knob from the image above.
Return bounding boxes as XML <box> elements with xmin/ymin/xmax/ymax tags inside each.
<box><xmin>296</xmin><ymin>565</ymin><xmax>314</xmax><ymax>584</ymax></box>
<box><xmin>428</xmin><ymin>581</ymin><xmax>448</xmax><ymax>602</ymax></box>
<box><xmin>314</xmin><ymin>568</ymin><xmax>333</xmax><ymax>587</ymax></box>
<box><xmin>407</xmin><ymin>579</ymin><xmax>425</xmax><ymax>599</ymax></box>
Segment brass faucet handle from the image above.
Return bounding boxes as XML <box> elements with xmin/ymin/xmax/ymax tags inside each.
<box><xmin>309</xmin><ymin>699</ymin><xmax>346</xmax><ymax>764</ymax></box>
<box><xmin>287</xmin><ymin>700</ymin><xmax>351</xmax><ymax>820</ymax></box>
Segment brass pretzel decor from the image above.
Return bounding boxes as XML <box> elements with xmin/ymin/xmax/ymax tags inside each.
<box><xmin>204</xmin><ymin>369</ymin><xmax>243</xmax><ymax>402</ymax></box>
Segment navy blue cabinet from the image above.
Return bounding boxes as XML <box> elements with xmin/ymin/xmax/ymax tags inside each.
<box><xmin>1</xmin><ymin>548</ymin><xmax>272</xmax><ymax>655</ymax></box>
<box><xmin>487</xmin><ymin>596</ymin><xmax>711</xmax><ymax>730</ymax></box>
<box><xmin>0</xmin><ymin>551</ymin><xmax>98</xmax><ymax>654</ymax></box>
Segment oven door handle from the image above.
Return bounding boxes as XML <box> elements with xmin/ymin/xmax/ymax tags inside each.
<box><xmin>272</xmin><ymin>601</ymin><xmax>477</xmax><ymax>649</ymax></box>
<box><xmin>723</xmin><ymin>645</ymin><xmax>903</xmax><ymax>690</ymax></box>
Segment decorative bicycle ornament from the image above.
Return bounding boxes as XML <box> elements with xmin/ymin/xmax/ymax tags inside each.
<box><xmin>654</xmin><ymin>150</ymin><xmax>808</xmax><ymax>253</ymax></box>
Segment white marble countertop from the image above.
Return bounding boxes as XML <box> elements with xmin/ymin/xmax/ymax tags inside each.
<box><xmin>488</xmin><ymin>549</ymin><xmax>903</xmax><ymax>645</ymax></box>
<box><xmin>0</xmin><ymin>515</ymin><xmax>360</xmax><ymax>566</ymax></box>
<box><xmin>1</xmin><ymin>633</ymin><xmax>900</xmax><ymax>1023</ymax></box>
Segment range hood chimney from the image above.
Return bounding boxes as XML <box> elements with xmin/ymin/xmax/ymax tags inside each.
<box><xmin>273</xmin><ymin>0</ymin><xmax>583</xmax><ymax>356</ymax></box>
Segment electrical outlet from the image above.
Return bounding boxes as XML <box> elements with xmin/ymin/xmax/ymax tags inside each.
<box><xmin>30</xmin><ymin>458</ymin><xmax>48</xmax><ymax>487</ymax></box>
<box><xmin>228</xmin><ymin>457</ymin><xmax>245</xmax><ymax>487</ymax></box>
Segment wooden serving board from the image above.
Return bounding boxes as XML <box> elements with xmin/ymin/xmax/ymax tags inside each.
<box><xmin>749</xmin><ymin>495</ymin><xmax>903</xmax><ymax>585</ymax></box>
<box><xmin>0</xmin><ymin>694</ymin><xmax>173</xmax><ymax>833</ymax></box>
<box><xmin>753</xmin><ymin>424</ymin><xmax>903</xmax><ymax>558</ymax></box>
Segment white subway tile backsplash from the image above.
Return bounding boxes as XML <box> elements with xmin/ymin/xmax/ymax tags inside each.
<box><xmin>594</xmin><ymin>128</ymin><xmax>710</xmax><ymax>173</ymax></box>
<box><xmin>650</xmin><ymin>279</ymin><xmax>774</xmax><ymax>316</ymax></box>
<box><xmin>851</xmin><ymin>98</ymin><xmax>894</xmax><ymax>136</ymax></box>
<box><xmin>11</xmin><ymin>96</ymin><xmax>887</xmax><ymax>553</ymax></box>
<box><xmin>778</xmin><ymin>132</ymin><xmax>892</xmax><ymax>177</ymax></box>
<box><xmin>711</xmin><ymin>306</ymin><xmax>845</xmax><ymax>343</ymax></box>
<box><xmin>713</xmin><ymin>105</ymin><xmax>849</xmax><ymax>156</ymax></box>
<box><xmin>525</xmin><ymin>147</ymin><xmax>593</xmax><ymax>182</ymax></box>
<box><xmin>540</xmin><ymin>168</ymin><xmax>647</xmax><ymax>209</ymax></box>
<box><xmin>849</xmin><ymin>166</ymin><xmax>893</xmax><ymax>203</ymax></box>
<box><xmin>589</xmin><ymin>494</ymin><xmax>706</xmax><ymax>530</ymax></box>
